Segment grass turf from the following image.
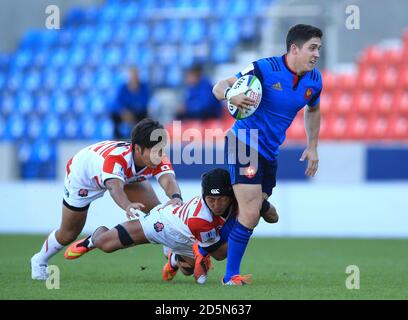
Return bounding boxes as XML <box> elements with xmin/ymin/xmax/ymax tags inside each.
<box><xmin>0</xmin><ymin>235</ymin><xmax>407</xmax><ymax>300</ymax></box>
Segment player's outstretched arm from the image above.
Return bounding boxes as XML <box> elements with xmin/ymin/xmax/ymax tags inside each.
<box><xmin>300</xmin><ymin>103</ymin><xmax>321</xmax><ymax>177</ymax></box>
<box><xmin>158</xmin><ymin>173</ymin><xmax>183</xmax><ymax>207</ymax></box>
<box><xmin>105</xmin><ymin>178</ymin><xmax>145</xmax><ymax>219</ymax></box>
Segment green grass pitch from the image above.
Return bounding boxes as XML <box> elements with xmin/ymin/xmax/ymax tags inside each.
<box><xmin>0</xmin><ymin>235</ymin><xmax>407</xmax><ymax>300</ymax></box>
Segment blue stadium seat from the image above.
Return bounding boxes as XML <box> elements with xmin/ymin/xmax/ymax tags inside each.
<box><xmin>33</xmin><ymin>49</ymin><xmax>49</xmax><ymax>67</ymax></box>
<box><xmin>41</xmin><ymin>30</ymin><xmax>59</xmax><ymax>47</ymax></box>
<box><xmin>87</xmin><ymin>91</ymin><xmax>106</xmax><ymax>116</ymax></box>
<box><xmin>166</xmin><ymin>65</ymin><xmax>183</xmax><ymax>87</ymax></box>
<box><xmin>71</xmin><ymin>92</ymin><xmax>87</xmax><ymax>115</ymax></box>
<box><xmin>211</xmin><ymin>42</ymin><xmax>233</xmax><ymax>64</ymax></box>
<box><xmin>68</xmin><ymin>46</ymin><xmax>87</xmax><ymax>67</ymax></box>
<box><xmin>27</xmin><ymin>115</ymin><xmax>42</xmax><ymax>140</ymax></box>
<box><xmin>50</xmin><ymin>48</ymin><xmax>69</xmax><ymax>68</ymax></box>
<box><xmin>152</xmin><ymin>21</ymin><xmax>168</xmax><ymax>44</ymax></box>
<box><xmin>42</xmin><ymin>68</ymin><xmax>58</xmax><ymax>91</ymax></box>
<box><xmin>60</xmin><ymin>68</ymin><xmax>77</xmax><ymax>91</ymax></box>
<box><xmin>93</xmin><ymin>117</ymin><xmax>114</xmax><ymax>140</ymax></box>
<box><xmin>87</xmin><ymin>45</ymin><xmax>103</xmax><ymax>66</ymax></box>
<box><xmin>79</xmin><ymin>116</ymin><xmax>97</xmax><ymax>139</ymax></box>
<box><xmin>13</xmin><ymin>50</ymin><xmax>32</xmax><ymax>69</ymax></box>
<box><xmin>42</xmin><ymin>115</ymin><xmax>62</xmax><ymax>140</ymax></box>
<box><xmin>167</xmin><ymin>19</ymin><xmax>183</xmax><ymax>44</ymax></box>
<box><xmin>0</xmin><ymin>92</ymin><xmax>14</xmax><ymax>117</ymax></box>
<box><xmin>218</xmin><ymin>20</ymin><xmax>240</xmax><ymax>45</ymax></box>
<box><xmin>103</xmin><ymin>46</ymin><xmax>122</xmax><ymax>67</ymax></box>
<box><xmin>6</xmin><ymin>71</ymin><xmax>23</xmax><ymax>91</ymax></box>
<box><xmin>101</xmin><ymin>3</ymin><xmax>121</xmax><ymax>22</ymax></box>
<box><xmin>121</xmin><ymin>2</ymin><xmax>140</xmax><ymax>21</ymax></box>
<box><xmin>128</xmin><ymin>23</ymin><xmax>149</xmax><ymax>44</ymax></box>
<box><xmin>94</xmin><ymin>25</ymin><xmax>113</xmax><ymax>44</ymax></box>
<box><xmin>178</xmin><ymin>46</ymin><xmax>195</xmax><ymax>67</ymax></box>
<box><xmin>184</xmin><ymin>19</ymin><xmax>206</xmax><ymax>44</ymax></box>
<box><xmin>20</xmin><ymin>30</ymin><xmax>42</xmax><ymax>49</ymax></box>
<box><xmin>36</xmin><ymin>92</ymin><xmax>51</xmax><ymax>116</ymax></box>
<box><xmin>115</xmin><ymin>24</ymin><xmax>131</xmax><ymax>44</ymax></box>
<box><xmin>62</xmin><ymin>116</ymin><xmax>80</xmax><ymax>139</ymax></box>
<box><xmin>75</xmin><ymin>26</ymin><xmax>95</xmax><ymax>45</ymax></box>
<box><xmin>77</xmin><ymin>68</ymin><xmax>93</xmax><ymax>91</ymax></box>
<box><xmin>50</xmin><ymin>91</ymin><xmax>69</xmax><ymax>116</ymax></box>
<box><xmin>16</xmin><ymin>92</ymin><xmax>34</xmax><ymax>115</ymax></box>
<box><xmin>156</xmin><ymin>46</ymin><xmax>178</xmax><ymax>67</ymax></box>
<box><xmin>94</xmin><ymin>68</ymin><xmax>114</xmax><ymax>90</ymax></box>
<box><xmin>24</xmin><ymin>70</ymin><xmax>41</xmax><ymax>92</ymax></box>
<box><xmin>6</xmin><ymin>114</ymin><xmax>25</xmax><ymax>140</ymax></box>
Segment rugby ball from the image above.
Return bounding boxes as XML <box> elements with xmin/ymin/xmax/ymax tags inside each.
<box><xmin>227</xmin><ymin>75</ymin><xmax>262</xmax><ymax>120</ymax></box>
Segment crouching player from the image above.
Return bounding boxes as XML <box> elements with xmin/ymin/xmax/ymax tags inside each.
<box><xmin>64</xmin><ymin>168</ymin><xmax>278</xmax><ymax>284</ymax></box>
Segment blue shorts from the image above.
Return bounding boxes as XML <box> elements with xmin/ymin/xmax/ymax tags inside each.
<box><xmin>225</xmin><ymin>132</ymin><xmax>277</xmax><ymax>196</ymax></box>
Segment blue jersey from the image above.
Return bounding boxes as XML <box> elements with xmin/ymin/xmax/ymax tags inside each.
<box><xmin>230</xmin><ymin>54</ymin><xmax>323</xmax><ymax>161</ymax></box>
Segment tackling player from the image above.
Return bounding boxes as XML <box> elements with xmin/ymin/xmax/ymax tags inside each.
<box><xmin>213</xmin><ymin>24</ymin><xmax>323</xmax><ymax>285</ymax></box>
<box><xmin>31</xmin><ymin>118</ymin><xmax>183</xmax><ymax>280</ymax></box>
<box><xmin>63</xmin><ymin>168</ymin><xmax>278</xmax><ymax>284</ymax></box>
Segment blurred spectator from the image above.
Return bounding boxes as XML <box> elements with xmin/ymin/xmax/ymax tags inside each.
<box><xmin>111</xmin><ymin>67</ymin><xmax>151</xmax><ymax>139</ymax></box>
<box><xmin>176</xmin><ymin>64</ymin><xmax>222</xmax><ymax>120</ymax></box>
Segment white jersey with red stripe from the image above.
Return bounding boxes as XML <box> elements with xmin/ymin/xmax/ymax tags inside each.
<box><xmin>67</xmin><ymin>140</ymin><xmax>174</xmax><ymax>190</ymax></box>
<box><xmin>139</xmin><ymin>196</ymin><xmax>236</xmax><ymax>253</ymax></box>
<box><xmin>63</xmin><ymin>140</ymin><xmax>175</xmax><ymax>209</ymax></box>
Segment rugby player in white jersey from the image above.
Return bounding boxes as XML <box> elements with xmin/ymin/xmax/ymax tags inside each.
<box><xmin>31</xmin><ymin>119</ymin><xmax>183</xmax><ymax>280</ymax></box>
<box><xmin>64</xmin><ymin>168</ymin><xmax>278</xmax><ymax>284</ymax></box>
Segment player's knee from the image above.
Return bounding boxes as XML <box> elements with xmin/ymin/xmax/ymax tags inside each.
<box><xmin>260</xmin><ymin>201</ymin><xmax>279</xmax><ymax>224</ymax></box>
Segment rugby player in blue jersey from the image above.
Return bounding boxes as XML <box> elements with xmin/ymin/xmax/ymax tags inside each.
<box><xmin>212</xmin><ymin>24</ymin><xmax>323</xmax><ymax>285</ymax></box>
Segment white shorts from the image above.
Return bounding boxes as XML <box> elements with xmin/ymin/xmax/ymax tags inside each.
<box><xmin>139</xmin><ymin>205</ymin><xmax>194</xmax><ymax>258</ymax></box>
<box><xmin>63</xmin><ymin>174</ymin><xmax>105</xmax><ymax>210</ymax></box>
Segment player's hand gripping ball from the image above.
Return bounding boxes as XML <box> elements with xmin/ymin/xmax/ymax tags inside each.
<box><xmin>227</xmin><ymin>75</ymin><xmax>262</xmax><ymax>120</ymax></box>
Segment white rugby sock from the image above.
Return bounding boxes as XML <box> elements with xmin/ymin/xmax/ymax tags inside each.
<box><xmin>34</xmin><ymin>230</ymin><xmax>64</xmax><ymax>264</ymax></box>
<box><xmin>170</xmin><ymin>253</ymin><xmax>178</xmax><ymax>268</ymax></box>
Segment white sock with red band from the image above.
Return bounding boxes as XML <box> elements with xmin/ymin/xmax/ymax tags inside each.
<box><xmin>35</xmin><ymin>230</ymin><xmax>64</xmax><ymax>264</ymax></box>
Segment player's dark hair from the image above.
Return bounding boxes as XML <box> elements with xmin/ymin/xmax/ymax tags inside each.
<box><xmin>286</xmin><ymin>24</ymin><xmax>323</xmax><ymax>52</ymax></box>
<box><xmin>131</xmin><ymin>118</ymin><xmax>166</xmax><ymax>151</ymax></box>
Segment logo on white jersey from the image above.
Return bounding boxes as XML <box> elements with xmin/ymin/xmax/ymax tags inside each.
<box><xmin>200</xmin><ymin>229</ymin><xmax>217</xmax><ymax>243</ymax></box>
<box><xmin>210</xmin><ymin>189</ymin><xmax>220</xmax><ymax>194</ymax></box>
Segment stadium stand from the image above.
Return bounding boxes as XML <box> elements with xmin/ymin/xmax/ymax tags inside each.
<box><xmin>0</xmin><ymin>0</ymin><xmax>407</xmax><ymax>179</ymax></box>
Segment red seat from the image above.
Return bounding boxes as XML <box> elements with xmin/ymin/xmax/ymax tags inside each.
<box><xmin>394</xmin><ymin>90</ymin><xmax>408</xmax><ymax>115</ymax></box>
<box><xmin>358</xmin><ymin>46</ymin><xmax>383</xmax><ymax>68</ymax></box>
<box><xmin>353</xmin><ymin>90</ymin><xmax>374</xmax><ymax>115</ymax></box>
<box><xmin>337</xmin><ymin>73</ymin><xmax>357</xmax><ymax>91</ymax></box>
<box><xmin>389</xmin><ymin>114</ymin><xmax>408</xmax><ymax>139</ymax></box>
<box><xmin>319</xmin><ymin>90</ymin><xmax>333</xmax><ymax>115</ymax></box>
<box><xmin>373</xmin><ymin>90</ymin><xmax>394</xmax><ymax>115</ymax></box>
<box><xmin>335</xmin><ymin>91</ymin><xmax>353</xmax><ymax>115</ymax></box>
<box><xmin>357</xmin><ymin>66</ymin><xmax>378</xmax><ymax>90</ymax></box>
<box><xmin>397</xmin><ymin>66</ymin><xmax>408</xmax><ymax>89</ymax></box>
<box><xmin>348</xmin><ymin>114</ymin><xmax>370</xmax><ymax>140</ymax></box>
<box><xmin>379</xmin><ymin>65</ymin><xmax>398</xmax><ymax>89</ymax></box>
<box><xmin>384</xmin><ymin>49</ymin><xmax>402</xmax><ymax>65</ymax></box>
<box><xmin>368</xmin><ymin>116</ymin><xmax>390</xmax><ymax>140</ymax></box>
